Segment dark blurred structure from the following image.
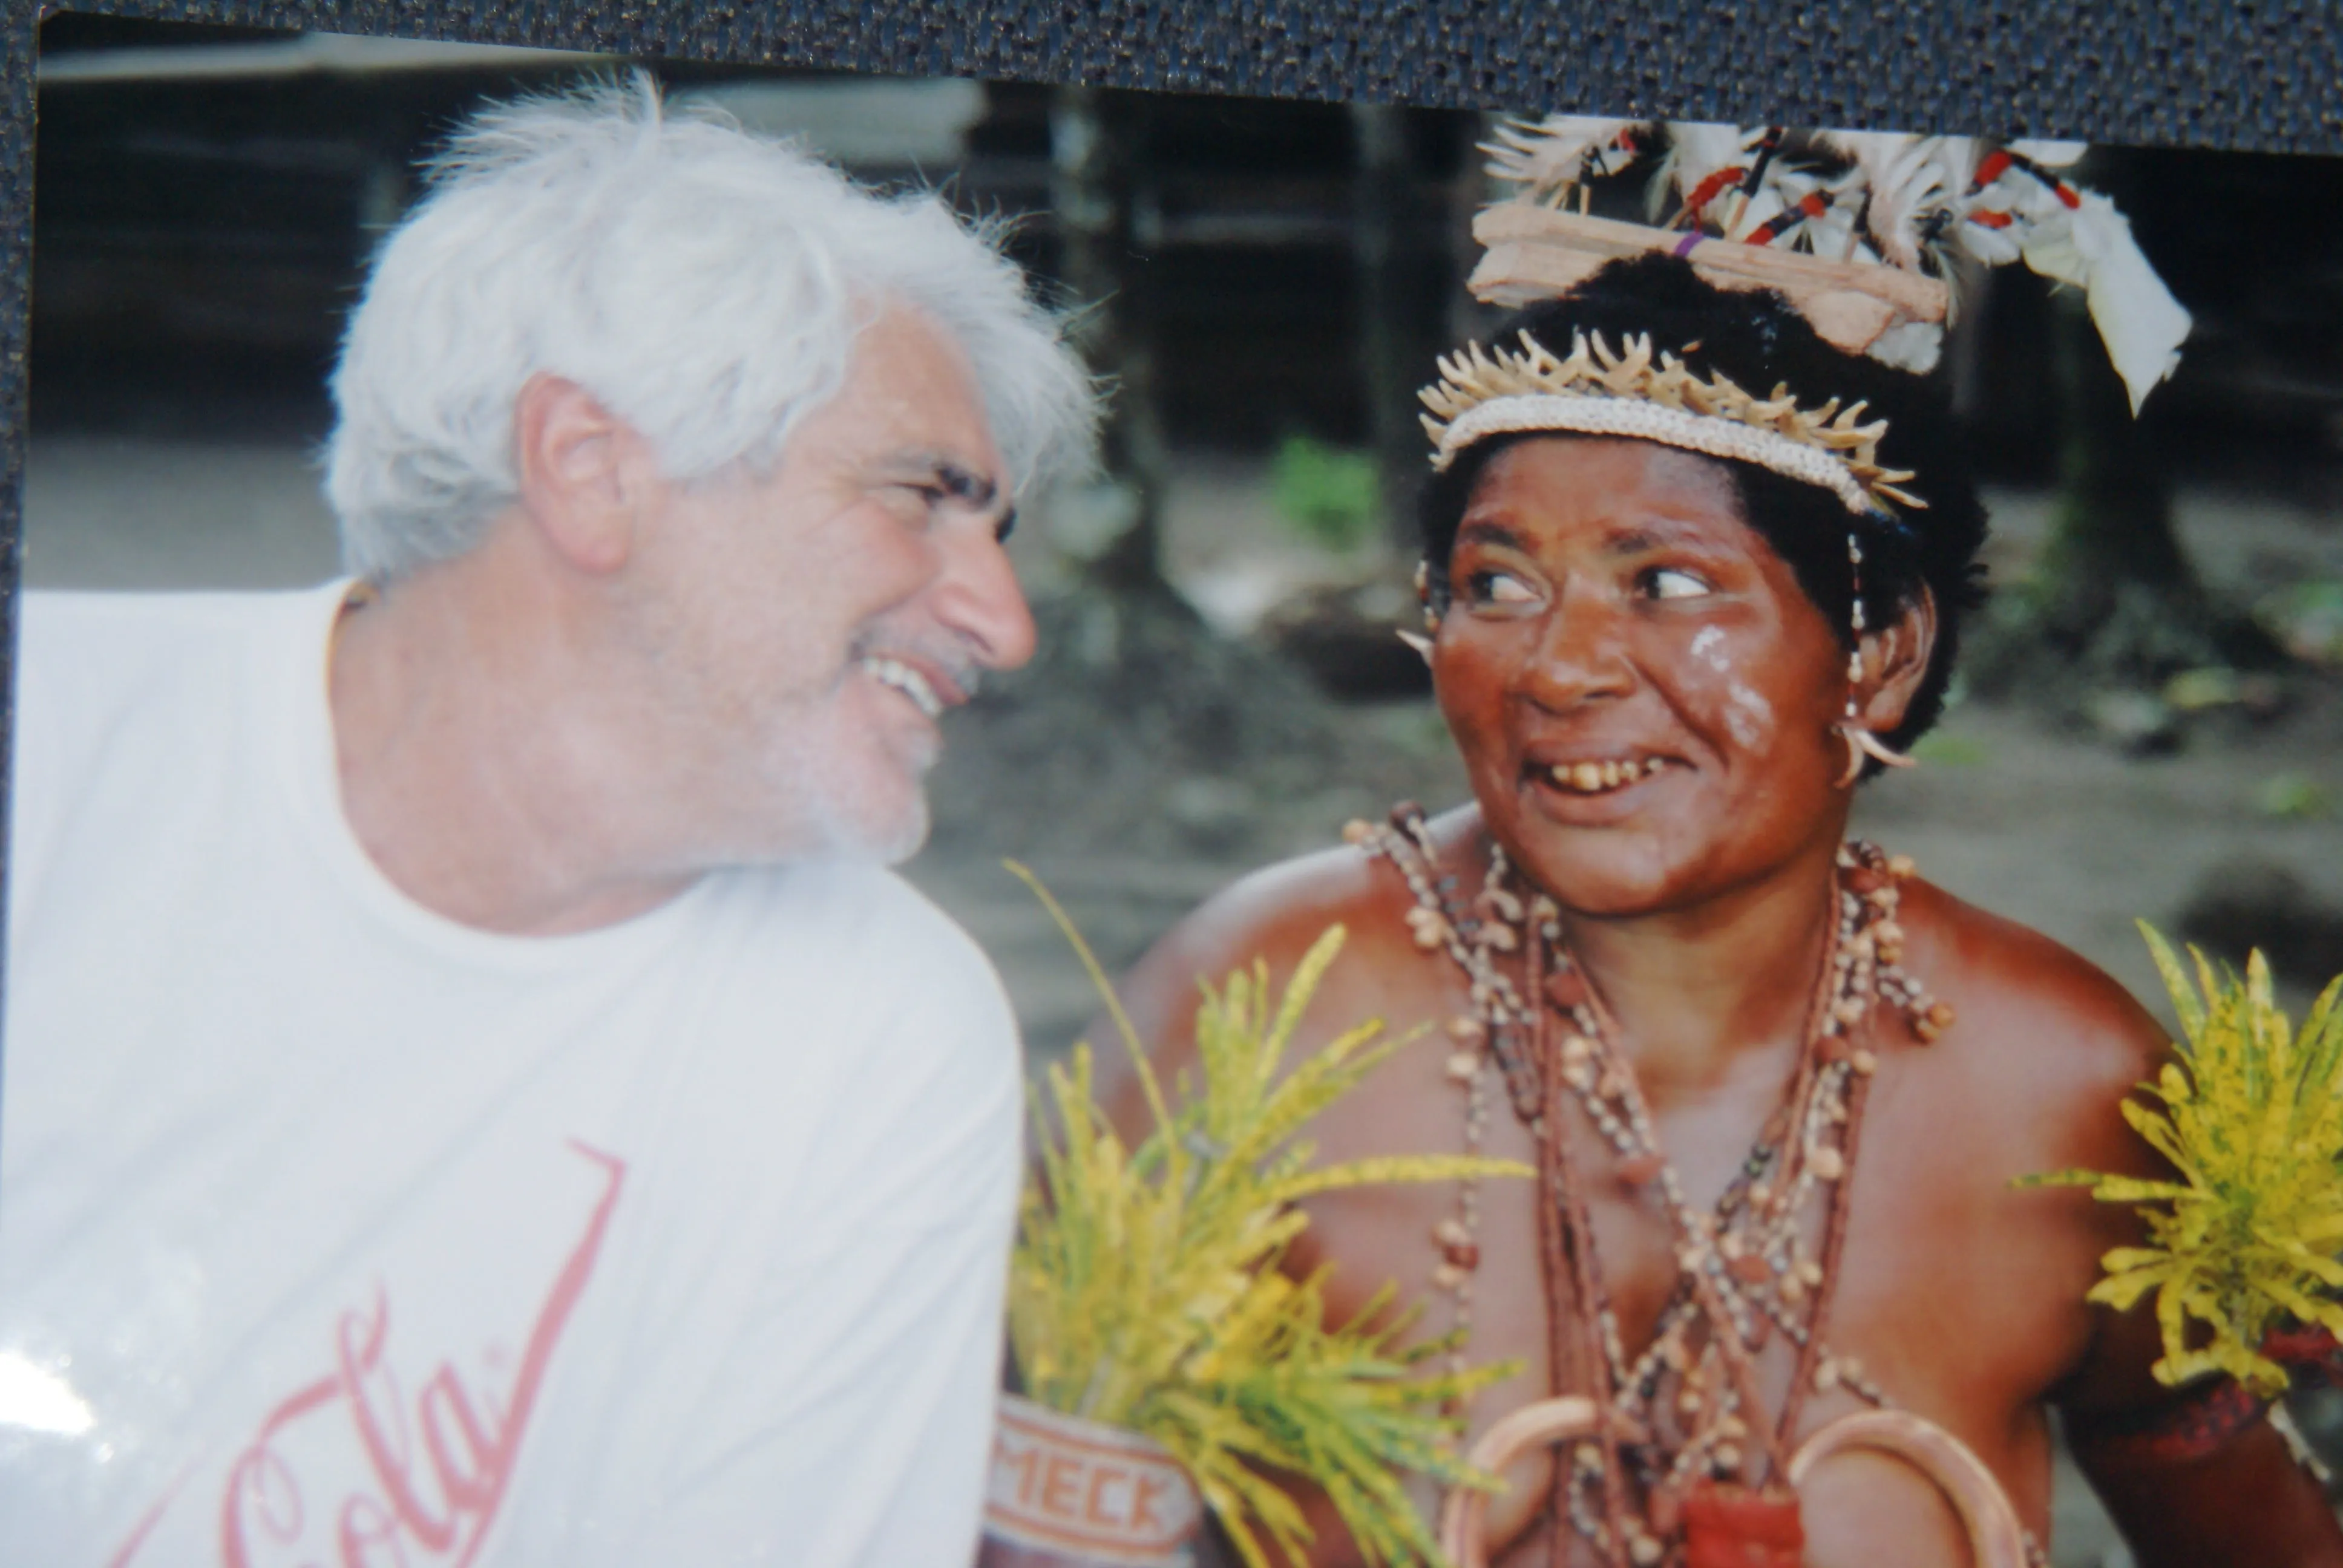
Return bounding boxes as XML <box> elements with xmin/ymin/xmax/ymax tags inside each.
<box><xmin>31</xmin><ymin>16</ymin><xmax>1475</xmax><ymax>461</ymax></box>
<box><xmin>31</xmin><ymin>18</ymin><xmax>2343</xmax><ymax>702</ymax></box>
<box><xmin>2178</xmin><ymin>860</ymin><xmax>2343</xmax><ymax>994</ymax></box>
<box><xmin>38</xmin><ymin>17</ymin><xmax>2343</xmax><ymax>465</ymax></box>
<box><xmin>38</xmin><ymin>19</ymin><xmax>2343</xmax><ymax>464</ymax></box>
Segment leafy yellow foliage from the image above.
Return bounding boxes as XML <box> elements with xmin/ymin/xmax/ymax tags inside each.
<box><xmin>1003</xmin><ymin>861</ymin><xmax>1533</xmax><ymax>1568</ymax></box>
<box><xmin>2026</xmin><ymin>921</ymin><xmax>2343</xmax><ymax>1397</ymax></box>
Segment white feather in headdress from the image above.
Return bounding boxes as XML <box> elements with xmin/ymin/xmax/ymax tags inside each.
<box><xmin>1955</xmin><ymin>148</ymin><xmax>2062</xmax><ymax>266</ymax></box>
<box><xmin>1949</xmin><ymin>143</ymin><xmax>2191</xmax><ymax>410</ymax></box>
<box><xmin>2007</xmin><ymin>138</ymin><xmax>2088</xmax><ymax>168</ymax></box>
<box><xmin>1719</xmin><ymin>143</ymin><xmax>1824</xmax><ymax>244</ymax></box>
<box><xmin>1953</xmin><ymin>203</ymin><xmax>2032</xmax><ymax>266</ymax></box>
<box><xmin>1723</xmin><ymin>181</ymin><xmax>1788</xmax><ymax>244</ymax></box>
<box><xmin>1809</xmin><ymin>132</ymin><xmax>1961</xmax><ymax>367</ymax></box>
<box><xmin>1481</xmin><ymin>115</ymin><xmax>1641</xmax><ymax>206</ymax></box>
<box><xmin>1800</xmin><ymin>183</ymin><xmax>1868</xmax><ymax>263</ymax></box>
<box><xmin>1867</xmin><ymin>320</ymin><xmax>1946</xmax><ymax>374</ymax></box>
<box><xmin>1924</xmin><ymin>136</ymin><xmax>1984</xmax><ymax>191</ymax></box>
<box><xmin>2016</xmin><ymin>190</ymin><xmax>2192</xmax><ymax>413</ymax></box>
<box><xmin>1466</xmin><ymin>111</ymin><xmax>2184</xmax><ymax>405</ymax></box>
<box><xmin>1819</xmin><ymin>131</ymin><xmax>1968</xmax><ymax>273</ymax></box>
<box><xmin>1653</xmin><ymin>122</ymin><xmax>1768</xmax><ymax>227</ymax></box>
<box><xmin>1999</xmin><ymin>166</ymin><xmax>2080</xmax><ymax>226</ymax></box>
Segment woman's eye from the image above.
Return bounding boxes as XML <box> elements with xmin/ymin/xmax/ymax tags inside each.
<box><xmin>1642</xmin><ymin>567</ymin><xmax>1711</xmax><ymax>601</ymax></box>
<box><xmin>1466</xmin><ymin>569</ymin><xmax>1537</xmax><ymax>606</ymax></box>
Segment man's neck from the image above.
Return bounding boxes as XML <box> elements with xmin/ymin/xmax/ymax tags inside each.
<box><xmin>327</xmin><ymin>546</ymin><xmax>701</xmax><ymax>936</ymax></box>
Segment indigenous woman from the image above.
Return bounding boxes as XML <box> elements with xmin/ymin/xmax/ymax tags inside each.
<box><xmin>1101</xmin><ymin>251</ymin><xmax>2343</xmax><ymax>1566</ymax></box>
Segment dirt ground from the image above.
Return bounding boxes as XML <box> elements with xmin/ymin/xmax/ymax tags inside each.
<box><xmin>28</xmin><ymin>434</ymin><xmax>2343</xmax><ymax>1565</ymax></box>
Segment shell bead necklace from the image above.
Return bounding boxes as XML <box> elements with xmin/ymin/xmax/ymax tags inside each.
<box><xmin>1348</xmin><ymin>805</ymin><xmax>1960</xmax><ymax>1567</ymax></box>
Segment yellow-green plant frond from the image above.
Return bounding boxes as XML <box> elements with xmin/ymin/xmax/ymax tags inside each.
<box><xmin>1142</xmin><ymin>1272</ymin><xmax>1519</xmax><ymax>1568</ymax></box>
<box><xmin>1004</xmin><ymin>862</ymin><xmax>1530</xmax><ymax>1565</ymax></box>
<box><xmin>1273</xmin><ymin>1154</ymin><xmax>1533</xmax><ymax>1206</ymax></box>
<box><xmin>2022</xmin><ymin>921</ymin><xmax>2343</xmax><ymax>1397</ymax></box>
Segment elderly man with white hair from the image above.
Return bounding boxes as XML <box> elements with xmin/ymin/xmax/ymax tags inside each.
<box><xmin>0</xmin><ymin>77</ymin><xmax>1095</xmax><ymax>1566</ymax></box>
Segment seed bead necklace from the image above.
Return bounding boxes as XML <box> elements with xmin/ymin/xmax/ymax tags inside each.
<box><xmin>1348</xmin><ymin>803</ymin><xmax>1962</xmax><ymax>1567</ymax></box>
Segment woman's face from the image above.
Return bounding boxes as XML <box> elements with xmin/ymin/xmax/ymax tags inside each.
<box><xmin>1433</xmin><ymin>435</ymin><xmax>1856</xmax><ymax>918</ymax></box>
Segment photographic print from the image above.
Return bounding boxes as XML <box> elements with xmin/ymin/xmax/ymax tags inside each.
<box><xmin>6</xmin><ymin>11</ymin><xmax>2343</xmax><ymax>1568</ymax></box>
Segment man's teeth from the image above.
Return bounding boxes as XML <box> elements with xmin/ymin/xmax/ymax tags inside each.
<box><xmin>1548</xmin><ymin>757</ymin><xmax>1669</xmax><ymax>793</ymax></box>
<box><xmin>862</xmin><ymin>656</ymin><xmax>943</xmax><ymax>719</ymax></box>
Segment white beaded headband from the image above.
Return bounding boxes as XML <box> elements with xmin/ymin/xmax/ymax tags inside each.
<box><xmin>1418</xmin><ymin>327</ymin><xmax>1923</xmax><ymax>518</ymax></box>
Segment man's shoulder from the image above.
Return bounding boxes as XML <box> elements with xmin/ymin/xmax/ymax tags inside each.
<box><xmin>703</xmin><ymin>861</ymin><xmax>1015</xmax><ymax>1031</ymax></box>
<box><xmin>19</xmin><ymin>585</ymin><xmax>331</xmax><ymax>716</ymax></box>
<box><xmin>23</xmin><ymin>583</ymin><xmax>320</xmax><ymax>645</ymax></box>
<box><xmin>735</xmin><ymin>860</ymin><xmax>994</xmax><ymax>963</ymax></box>
<box><xmin>11</xmin><ymin>588</ymin><xmax>339</xmax><ymax>867</ymax></box>
<box><xmin>688</xmin><ymin>864</ymin><xmax>1023</xmax><ymax>1157</ymax></box>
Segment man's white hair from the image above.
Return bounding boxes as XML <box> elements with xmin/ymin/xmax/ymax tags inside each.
<box><xmin>325</xmin><ymin>73</ymin><xmax>1097</xmax><ymax>582</ymax></box>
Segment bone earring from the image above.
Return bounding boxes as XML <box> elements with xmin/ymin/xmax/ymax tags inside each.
<box><xmin>1837</xmin><ymin>724</ymin><xmax>1867</xmax><ymax>788</ymax></box>
<box><xmin>1404</xmin><ymin>561</ymin><xmax>1440</xmax><ymax>665</ymax></box>
<box><xmin>1838</xmin><ymin>721</ymin><xmax>1916</xmax><ymax>785</ymax></box>
<box><xmin>1838</xmin><ymin>529</ymin><xmax>1915</xmax><ymax>785</ymax></box>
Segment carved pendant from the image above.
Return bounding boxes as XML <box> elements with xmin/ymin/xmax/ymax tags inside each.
<box><xmin>1680</xmin><ymin>1480</ymin><xmax>1804</xmax><ymax>1568</ymax></box>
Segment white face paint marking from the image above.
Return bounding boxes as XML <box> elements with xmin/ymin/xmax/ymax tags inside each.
<box><xmin>1691</xmin><ymin>625</ymin><xmax>1730</xmax><ymax>672</ymax></box>
<box><xmin>1725</xmin><ymin>681</ymin><xmax>1774</xmax><ymax>748</ymax></box>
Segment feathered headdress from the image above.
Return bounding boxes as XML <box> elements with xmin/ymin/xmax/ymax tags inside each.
<box><xmin>1479</xmin><ymin>114</ymin><xmax>1642</xmax><ymax>207</ymax></box>
<box><xmin>1465</xmin><ymin>120</ymin><xmax>2189</xmax><ymax>413</ymax></box>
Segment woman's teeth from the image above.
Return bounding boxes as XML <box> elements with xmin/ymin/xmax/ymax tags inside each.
<box><xmin>1547</xmin><ymin>756</ymin><xmax>1669</xmax><ymax>794</ymax></box>
<box><xmin>862</xmin><ymin>656</ymin><xmax>943</xmax><ymax>719</ymax></box>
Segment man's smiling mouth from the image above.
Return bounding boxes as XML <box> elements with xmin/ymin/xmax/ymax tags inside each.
<box><xmin>859</xmin><ymin>656</ymin><xmax>945</xmax><ymax>719</ymax></box>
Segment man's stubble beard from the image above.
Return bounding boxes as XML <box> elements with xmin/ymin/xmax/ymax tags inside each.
<box><xmin>798</xmin><ymin>745</ymin><xmax>933</xmax><ymax>866</ymax></box>
<box><xmin>625</xmin><ymin>591</ymin><xmax>937</xmax><ymax>870</ymax></box>
<box><xmin>753</xmin><ymin>688</ymin><xmax>938</xmax><ymax>868</ymax></box>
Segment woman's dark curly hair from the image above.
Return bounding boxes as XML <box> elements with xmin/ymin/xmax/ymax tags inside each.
<box><xmin>1418</xmin><ymin>252</ymin><xmax>1989</xmax><ymax>757</ymax></box>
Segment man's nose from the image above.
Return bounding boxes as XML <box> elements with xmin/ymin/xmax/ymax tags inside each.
<box><xmin>936</xmin><ymin>519</ymin><xmax>1039</xmax><ymax>672</ymax></box>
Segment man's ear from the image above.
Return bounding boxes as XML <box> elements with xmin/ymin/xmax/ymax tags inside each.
<box><xmin>512</xmin><ymin>373</ymin><xmax>653</xmax><ymax>576</ymax></box>
<box><xmin>1854</xmin><ymin>585</ymin><xmax>1938</xmax><ymax>731</ymax></box>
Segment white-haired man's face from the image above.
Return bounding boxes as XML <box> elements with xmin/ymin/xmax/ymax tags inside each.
<box><xmin>617</xmin><ymin>305</ymin><xmax>1034</xmax><ymax>864</ymax></box>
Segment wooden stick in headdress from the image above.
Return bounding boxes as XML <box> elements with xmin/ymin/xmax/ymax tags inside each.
<box><xmin>1468</xmin><ymin>205</ymin><xmax>1950</xmax><ymax>361</ymax></box>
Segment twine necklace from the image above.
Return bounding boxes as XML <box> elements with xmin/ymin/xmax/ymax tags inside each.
<box><xmin>1351</xmin><ymin>805</ymin><xmax>1955</xmax><ymax>1567</ymax></box>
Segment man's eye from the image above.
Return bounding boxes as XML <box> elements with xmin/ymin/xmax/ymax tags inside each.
<box><xmin>1466</xmin><ymin>569</ymin><xmax>1537</xmax><ymax>606</ymax></box>
<box><xmin>1642</xmin><ymin>567</ymin><xmax>1711</xmax><ymax>601</ymax></box>
<box><xmin>886</xmin><ymin>483</ymin><xmax>948</xmax><ymax>521</ymax></box>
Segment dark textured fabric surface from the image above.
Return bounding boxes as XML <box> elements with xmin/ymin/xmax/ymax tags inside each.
<box><xmin>0</xmin><ymin>0</ymin><xmax>2338</xmax><ymax>957</ymax></box>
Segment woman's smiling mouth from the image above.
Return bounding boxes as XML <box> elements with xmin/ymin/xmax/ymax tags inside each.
<box><xmin>1529</xmin><ymin>754</ymin><xmax>1677</xmax><ymax>795</ymax></box>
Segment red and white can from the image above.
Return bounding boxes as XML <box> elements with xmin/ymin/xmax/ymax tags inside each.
<box><xmin>979</xmin><ymin>1394</ymin><xmax>1205</xmax><ymax>1567</ymax></box>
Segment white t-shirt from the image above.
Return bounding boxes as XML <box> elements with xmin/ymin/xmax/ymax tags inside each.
<box><xmin>0</xmin><ymin>581</ymin><xmax>1023</xmax><ymax>1567</ymax></box>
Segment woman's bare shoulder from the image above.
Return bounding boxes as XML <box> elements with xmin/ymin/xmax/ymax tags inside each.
<box><xmin>1116</xmin><ymin>832</ymin><xmax>1423</xmax><ymax>1024</ymax></box>
<box><xmin>1900</xmin><ymin>877</ymin><xmax>2169</xmax><ymax>1168</ymax></box>
<box><xmin>1092</xmin><ymin>809</ymin><xmax>1474</xmax><ymax>1136</ymax></box>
